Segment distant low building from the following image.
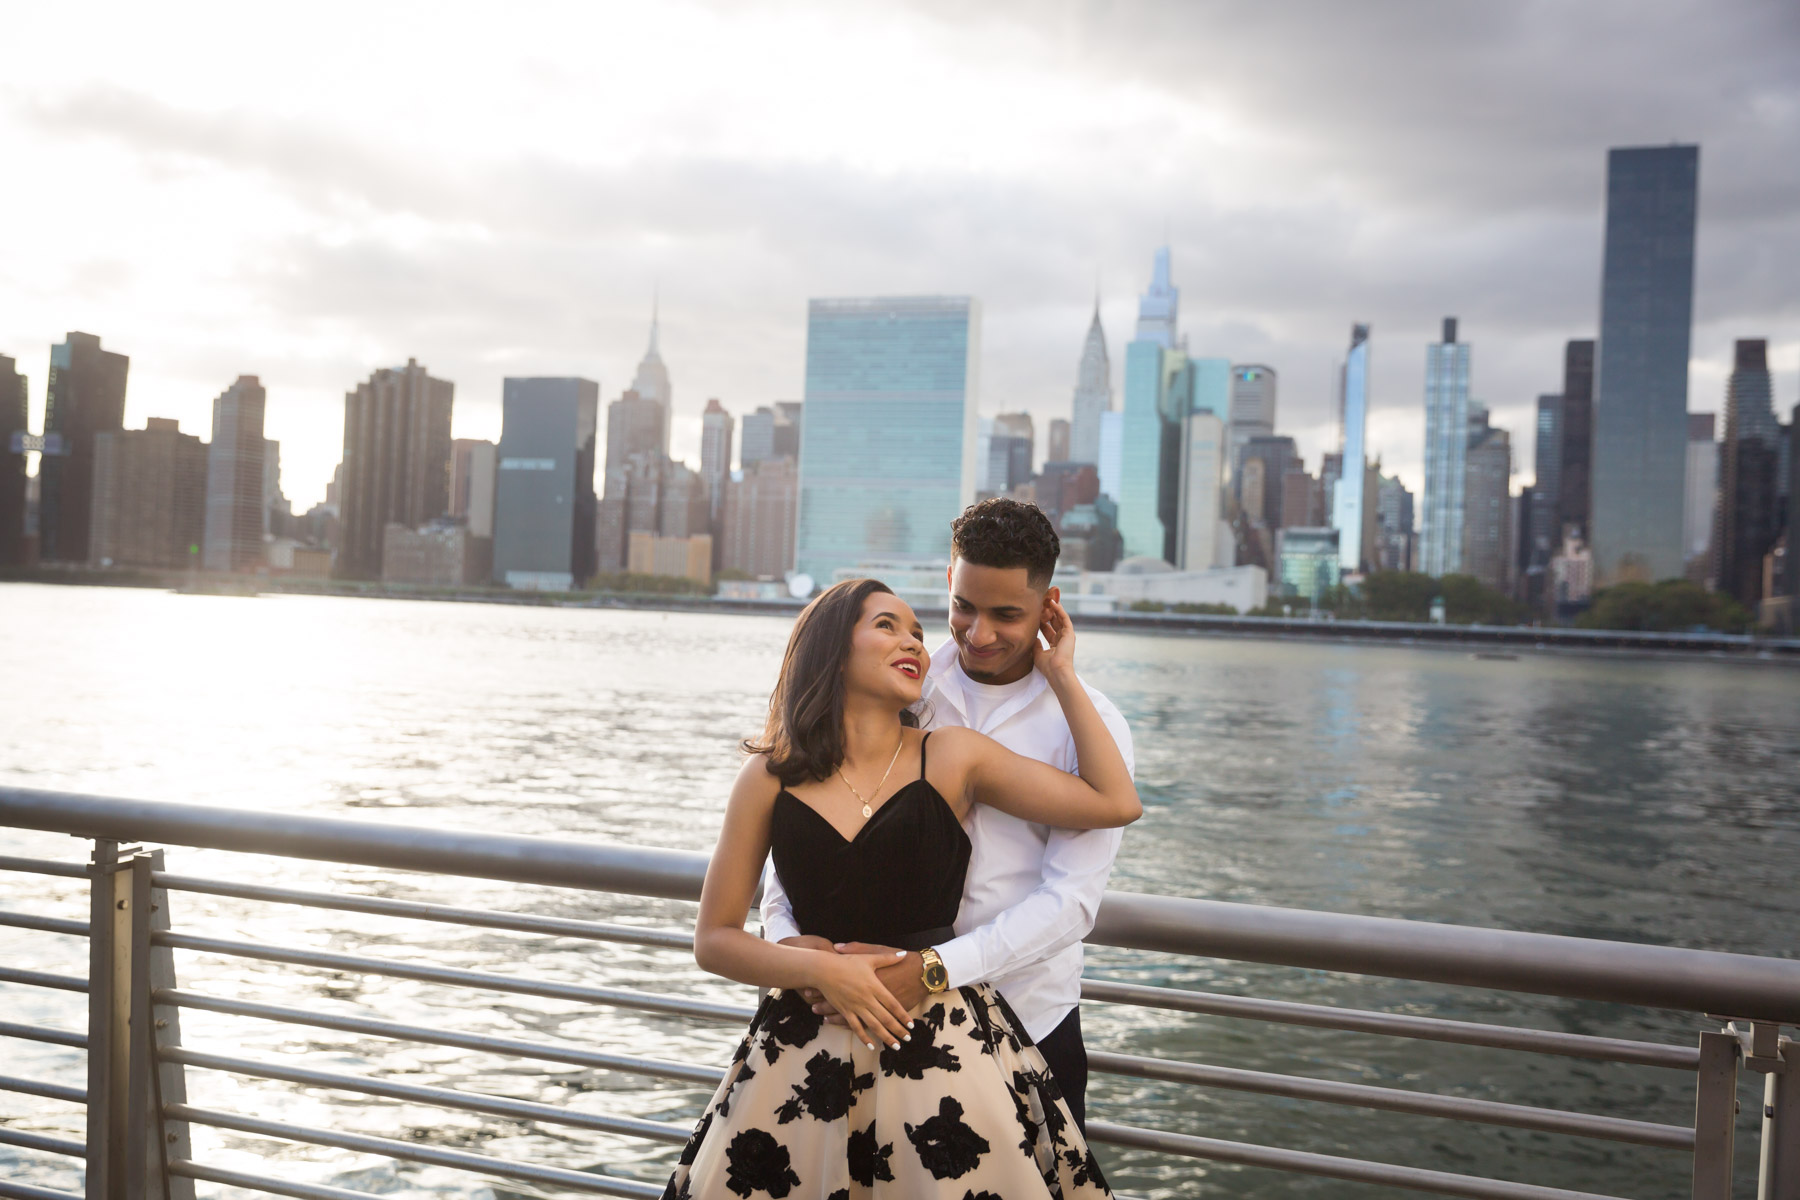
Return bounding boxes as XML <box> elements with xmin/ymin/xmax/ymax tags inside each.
<box><xmin>1068</xmin><ymin>559</ymin><xmax>1267</xmax><ymax>614</ymax></box>
<box><xmin>1551</xmin><ymin>529</ymin><xmax>1593</xmax><ymax>606</ymax></box>
<box><xmin>627</xmin><ymin>531</ymin><xmax>712</xmax><ymax>585</ymax></box>
<box><xmin>1277</xmin><ymin>527</ymin><xmax>1340</xmax><ymax>604</ymax></box>
<box><xmin>381</xmin><ymin>518</ymin><xmax>491</xmax><ymax>586</ymax></box>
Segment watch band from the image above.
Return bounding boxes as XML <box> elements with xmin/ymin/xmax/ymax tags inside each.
<box><xmin>919</xmin><ymin>947</ymin><xmax>949</xmax><ymax>993</ymax></box>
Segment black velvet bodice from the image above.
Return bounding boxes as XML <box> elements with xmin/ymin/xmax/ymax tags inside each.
<box><xmin>769</xmin><ymin>736</ymin><xmax>971</xmax><ymax>949</ymax></box>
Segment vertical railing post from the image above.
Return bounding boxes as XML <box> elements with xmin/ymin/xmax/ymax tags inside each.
<box><xmin>1694</xmin><ymin>1027</ymin><xmax>1742</xmax><ymax>1200</ymax></box>
<box><xmin>139</xmin><ymin>850</ymin><xmax>195</xmax><ymax>1200</ymax></box>
<box><xmin>85</xmin><ymin>839</ymin><xmax>133</xmax><ymax>1200</ymax></box>
<box><xmin>1758</xmin><ymin>1034</ymin><xmax>1799</xmax><ymax>1200</ymax></box>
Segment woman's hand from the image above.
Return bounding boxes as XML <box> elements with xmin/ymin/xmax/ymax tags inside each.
<box><xmin>1032</xmin><ymin>594</ymin><xmax>1076</xmax><ymax>681</ymax></box>
<box><xmin>810</xmin><ymin>950</ymin><xmax>915</xmax><ymax>1051</ymax></box>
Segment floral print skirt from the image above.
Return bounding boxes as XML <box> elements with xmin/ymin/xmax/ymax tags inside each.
<box><xmin>661</xmin><ymin>984</ymin><xmax>1111</xmax><ymax>1199</ymax></box>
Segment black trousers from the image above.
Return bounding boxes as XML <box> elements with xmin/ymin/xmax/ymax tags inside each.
<box><xmin>1032</xmin><ymin>1006</ymin><xmax>1089</xmax><ymax>1136</ymax></box>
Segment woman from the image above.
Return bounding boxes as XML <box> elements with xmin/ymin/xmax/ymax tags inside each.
<box><xmin>664</xmin><ymin>577</ymin><xmax>1138</xmax><ymax>1200</ymax></box>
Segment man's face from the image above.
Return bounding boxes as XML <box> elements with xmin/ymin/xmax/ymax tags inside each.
<box><xmin>946</xmin><ymin>559</ymin><xmax>1058</xmax><ymax>684</ymax></box>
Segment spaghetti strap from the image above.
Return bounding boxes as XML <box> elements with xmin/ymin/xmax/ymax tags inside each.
<box><xmin>919</xmin><ymin>730</ymin><xmax>931</xmax><ymax>780</ymax></box>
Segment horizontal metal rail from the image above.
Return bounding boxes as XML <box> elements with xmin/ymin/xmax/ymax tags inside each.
<box><xmin>153</xmin><ymin>872</ymin><xmax>695</xmax><ymax>949</ymax></box>
<box><xmin>9</xmin><ymin>788</ymin><xmax>1797</xmax><ymax>1022</ymax></box>
<box><xmin>0</xmin><ymin>855</ymin><xmax>87</xmax><ymax>879</ymax></box>
<box><xmin>0</xmin><ymin>1127</ymin><xmax>86</xmax><ymax>1159</ymax></box>
<box><xmin>0</xmin><ymin>1182</ymin><xmax>87</xmax><ymax>1200</ymax></box>
<box><xmin>166</xmin><ymin>1104</ymin><xmax>664</xmax><ymax>1199</ymax></box>
<box><xmin>0</xmin><ymin>1021</ymin><xmax>87</xmax><ymax>1049</ymax></box>
<box><xmin>0</xmin><ymin>967</ymin><xmax>88</xmax><ymax>993</ymax></box>
<box><xmin>156</xmin><ymin>931</ymin><xmax>754</xmax><ymax>1022</ymax></box>
<box><xmin>0</xmin><ymin>910</ymin><xmax>88</xmax><ymax>938</ymax></box>
<box><xmin>1087</xmin><ymin>1120</ymin><xmax>1625</xmax><ymax>1200</ymax></box>
<box><xmin>1088</xmin><ymin>1050</ymin><xmax>1692</xmax><ymax>1149</ymax></box>
<box><xmin>0</xmin><ymin>1073</ymin><xmax>86</xmax><ymax>1105</ymax></box>
<box><xmin>1081</xmin><ymin>979</ymin><xmax>1700</xmax><ymax>1068</ymax></box>
<box><xmin>166</xmin><ymin>1046</ymin><xmax>690</xmax><ymax>1143</ymax></box>
<box><xmin>169</xmin><ymin>1162</ymin><xmax>385</xmax><ymax>1200</ymax></box>
<box><xmin>158</xmin><ymin>988</ymin><xmax>726</xmax><ymax>1085</ymax></box>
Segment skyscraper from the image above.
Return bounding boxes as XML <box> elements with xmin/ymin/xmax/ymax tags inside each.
<box><xmin>1555</xmin><ymin>339</ymin><xmax>1596</xmax><ymax>539</ymax></box>
<box><xmin>1176</xmin><ymin>410</ymin><xmax>1226</xmax><ymax>570</ymax></box>
<box><xmin>0</xmin><ymin>355</ymin><xmax>27</xmax><ymax>566</ymax></box>
<box><xmin>1683</xmin><ymin>413</ymin><xmax>1717</xmax><ymax>572</ymax></box>
<box><xmin>700</xmin><ymin>398</ymin><xmax>733</xmax><ymax>520</ymax></box>
<box><xmin>740</xmin><ymin>406</ymin><xmax>775</xmax><ymax>468</ymax></box>
<box><xmin>90</xmin><ymin>418</ymin><xmax>208</xmax><ymax>569</ymax></box>
<box><xmin>1117</xmin><ymin>249</ymin><xmax>1178</xmax><ymax>560</ymax></box>
<box><xmin>492</xmin><ymin>377</ymin><xmax>599</xmax><ymax>590</ymax></box>
<box><xmin>202</xmin><ymin>376</ymin><xmax>267</xmax><ymax>572</ymax></box>
<box><xmin>1420</xmin><ymin>317</ymin><xmax>1470</xmax><ymax>577</ymax></box>
<box><xmin>794</xmin><ymin>296</ymin><xmax>978</xmax><ymax>582</ymax></box>
<box><xmin>1713</xmin><ymin>339</ymin><xmax>1780</xmax><ymax>607</ymax></box>
<box><xmin>1047</xmin><ymin>418</ymin><xmax>1070</xmax><ymax>465</ymax></box>
<box><xmin>631</xmin><ymin>302</ymin><xmax>673</xmax><ymax>456</ymax></box>
<box><xmin>1240</xmin><ymin>436</ymin><xmax>1299</xmax><ymax>528</ymax></box>
<box><xmin>1591</xmin><ymin>144</ymin><xmax>1699</xmax><ymax>584</ymax></box>
<box><xmin>1228</xmin><ymin>364</ymin><xmax>1278</xmax><ymax>481</ymax></box>
<box><xmin>1332</xmin><ymin>323</ymin><xmax>1372</xmax><ymax>573</ymax></box>
<box><xmin>1376</xmin><ymin>473</ymin><xmax>1415</xmax><ymax>572</ymax></box>
<box><xmin>337</xmin><ymin>358</ymin><xmax>454</xmax><ymax>580</ymax></box>
<box><xmin>38</xmin><ymin>332</ymin><xmax>128</xmax><ymax>563</ymax></box>
<box><xmin>720</xmin><ymin>456</ymin><xmax>798</xmax><ymax>579</ymax></box>
<box><xmin>451</xmin><ymin>439</ymin><xmax>497</xmax><ymax>538</ymax></box>
<box><xmin>1069</xmin><ymin>303</ymin><xmax>1110</xmax><ymax>464</ymax></box>
<box><xmin>1463</xmin><ymin>406</ymin><xmax>1513</xmax><ymax>594</ymax></box>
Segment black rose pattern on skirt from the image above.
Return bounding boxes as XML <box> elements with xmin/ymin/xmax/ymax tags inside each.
<box><xmin>662</xmin><ymin>984</ymin><xmax>1109</xmax><ymax>1198</ymax></box>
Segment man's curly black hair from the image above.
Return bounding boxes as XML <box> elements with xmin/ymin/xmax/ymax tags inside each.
<box><xmin>950</xmin><ymin>497</ymin><xmax>1060</xmax><ymax>590</ymax></box>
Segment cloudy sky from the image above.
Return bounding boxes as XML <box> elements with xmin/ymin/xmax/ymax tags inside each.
<box><xmin>2</xmin><ymin>0</ymin><xmax>1795</xmax><ymax>510</ymax></box>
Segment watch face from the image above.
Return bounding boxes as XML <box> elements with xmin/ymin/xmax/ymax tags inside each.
<box><xmin>924</xmin><ymin>961</ymin><xmax>949</xmax><ymax>990</ymax></box>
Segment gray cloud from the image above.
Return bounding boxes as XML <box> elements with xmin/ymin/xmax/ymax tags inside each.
<box><xmin>11</xmin><ymin>0</ymin><xmax>1799</xmax><ymax>508</ymax></box>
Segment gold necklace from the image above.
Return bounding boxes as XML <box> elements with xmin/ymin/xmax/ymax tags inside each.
<box><xmin>837</xmin><ymin>731</ymin><xmax>906</xmax><ymax>820</ymax></box>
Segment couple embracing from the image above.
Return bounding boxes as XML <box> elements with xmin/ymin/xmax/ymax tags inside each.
<box><xmin>665</xmin><ymin>498</ymin><xmax>1138</xmax><ymax>1200</ymax></box>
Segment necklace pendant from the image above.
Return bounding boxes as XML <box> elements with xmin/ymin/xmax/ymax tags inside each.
<box><xmin>861</xmin><ymin>803</ymin><xmax>873</xmax><ymax>819</ymax></box>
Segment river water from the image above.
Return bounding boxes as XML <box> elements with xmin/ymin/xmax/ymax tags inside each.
<box><xmin>1</xmin><ymin>583</ymin><xmax>1796</xmax><ymax>1199</ymax></box>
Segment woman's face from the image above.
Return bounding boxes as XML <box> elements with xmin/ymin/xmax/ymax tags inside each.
<box><xmin>843</xmin><ymin>591</ymin><xmax>929</xmax><ymax>709</ymax></box>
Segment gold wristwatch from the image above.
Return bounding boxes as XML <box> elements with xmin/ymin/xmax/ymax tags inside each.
<box><xmin>919</xmin><ymin>947</ymin><xmax>949</xmax><ymax>993</ymax></box>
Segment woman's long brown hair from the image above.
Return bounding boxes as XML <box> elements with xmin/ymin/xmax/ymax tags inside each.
<box><xmin>744</xmin><ymin>577</ymin><xmax>920</xmax><ymax>786</ymax></box>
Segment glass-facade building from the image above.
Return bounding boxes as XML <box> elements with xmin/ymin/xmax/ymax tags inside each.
<box><xmin>794</xmin><ymin>297</ymin><xmax>978</xmax><ymax>584</ymax></box>
<box><xmin>1331</xmin><ymin>324</ymin><xmax>1372</xmax><ymax>573</ymax></box>
<box><xmin>493</xmin><ymin>377</ymin><xmax>599</xmax><ymax>590</ymax></box>
<box><xmin>1591</xmin><ymin>144</ymin><xmax>1698</xmax><ymax>584</ymax></box>
<box><xmin>1420</xmin><ymin>317</ymin><xmax>1470</xmax><ymax>577</ymax></box>
<box><xmin>1117</xmin><ymin>339</ymin><xmax>1167</xmax><ymax>560</ymax></box>
<box><xmin>1278</xmin><ymin>526</ymin><xmax>1340</xmax><ymax>603</ymax></box>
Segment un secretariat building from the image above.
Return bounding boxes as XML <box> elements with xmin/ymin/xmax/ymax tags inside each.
<box><xmin>794</xmin><ymin>296</ymin><xmax>980</xmax><ymax>587</ymax></box>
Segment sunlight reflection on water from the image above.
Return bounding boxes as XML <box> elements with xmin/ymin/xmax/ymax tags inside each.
<box><xmin>2</xmin><ymin>584</ymin><xmax>1796</xmax><ymax>1198</ymax></box>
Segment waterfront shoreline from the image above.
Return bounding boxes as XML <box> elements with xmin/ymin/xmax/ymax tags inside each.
<box><xmin>7</xmin><ymin>569</ymin><xmax>1798</xmax><ymax>664</ymax></box>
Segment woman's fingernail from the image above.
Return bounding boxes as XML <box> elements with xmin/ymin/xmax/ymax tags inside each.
<box><xmin>891</xmin><ymin>1042</ymin><xmax>901</xmax><ymax>1050</ymax></box>
<box><xmin>865</xmin><ymin>1042</ymin><xmax>875</xmax><ymax>1050</ymax></box>
<box><xmin>834</xmin><ymin>944</ymin><xmax>846</xmax><ymax>951</ymax></box>
<box><xmin>903</xmin><ymin>1034</ymin><xmax>912</xmax><ymax>1042</ymax></box>
<box><xmin>894</xmin><ymin>950</ymin><xmax>906</xmax><ymax>958</ymax></box>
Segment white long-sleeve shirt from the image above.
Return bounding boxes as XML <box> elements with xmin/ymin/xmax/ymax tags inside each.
<box><xmin>760</xmin><ymin>637</ymin><xmax>1135</xmax><ymax>1041</ymax></box>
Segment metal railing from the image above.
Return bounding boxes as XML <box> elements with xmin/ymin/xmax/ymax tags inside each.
<box><xmin>1</xmin><ymin>785</ymin><xmax>1796</xmax><ymax>1200</ymax></box>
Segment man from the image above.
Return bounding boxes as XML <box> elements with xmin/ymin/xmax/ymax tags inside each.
<box><xmin>760</xmin><ymin>497</ymin><xmax>1134</xmax><ymax>1131</ymax></box>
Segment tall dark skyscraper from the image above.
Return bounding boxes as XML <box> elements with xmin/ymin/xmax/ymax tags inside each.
<box><xmin>1590</xmin><ymin>144</ymin><xmax>1699</xmax><ymax>584</ymax></box>
<box><xmin>0</xmin><ymin>355</ymin><xmax>27</xmax><ymax>566</ymax></box>
<box><xmin>492</xmin><ymin>377</ymin><xmax>599</xmax><ymax>590</ymax></box>
<box><xmin>1555</xmin><ymin>339</ymin><xmax>1595</xmax><ymax>541</ymax></box>
<box><xmin>202</xmin><ymin>376</ymin><xmax>268</xmax><ymax>572</ymax></box>
<box><xmin>38</xmin><ymin>332</ymin><xmax>128</xmax><ymax>563</ymax></box>
<box><xmin>337</xmin><ymin>359</ymin><xmax>454</xmax><ymax>580</ymax></box>
<box><xmin>1713</xmin><ymin>339</ymin><xmax>1780</xmax><ymax>607</ymax></box>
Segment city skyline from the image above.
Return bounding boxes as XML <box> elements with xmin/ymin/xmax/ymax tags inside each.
<box><xmin>0</xmin><ymin>2</ymin><xmax>1793</xmax><ymax>513</ymax></box>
